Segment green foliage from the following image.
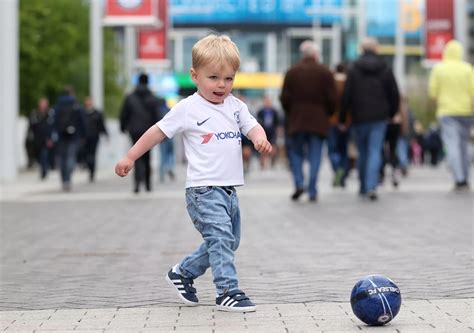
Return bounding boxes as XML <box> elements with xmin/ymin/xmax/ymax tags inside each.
<box><xmin>405</xmin><ymin>63</ymin><xmax>436</xmax><ymax>130</ymax></box>
<box><xmin>19</xmin><ymin>0</ymin><xmax>123</xmax><ymax>117</ymax></box>
<box><xmin>103</xmin><ymin>27</ymin><xmax>124</xmax><ymax>118</ymax></box>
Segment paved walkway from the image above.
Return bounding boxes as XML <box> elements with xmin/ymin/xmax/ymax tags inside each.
<box><xmin>1</xmin><ymin>161</ymin><xmax>473</xmax><ymax>332</ymax></box>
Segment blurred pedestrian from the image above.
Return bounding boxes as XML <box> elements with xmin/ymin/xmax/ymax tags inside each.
<box><xmin>236</xmin><ymin>94</ymin><xmax>254</xmax><ymax>173</ymax></box>
<box><xmin>424</xmin><ymin>123</ymin><xmax>443</xmax><ymax>167</ymax></box>
<box><xmin>380</xmin><ymin>117</ymin><xmax>401</xmax><ymax>188</ymax></box>
<box><xmin>115</xmin><ymin>34</ymin><xmax>271</xmax><ymax>312</ymax></box>
<box><xmin>280</xmin><ymin>40</ymin><xmax>337</xmax><ymax>202</ymax></box>
<box><xmin>120</xmin><ymin>73</ymin><xmax>161</xmax><ymax>193</ymax></box>
<box><xmin>340</xmin><ymin>37</ymin><xmax>400</xmax><ymax>200</ymax></box>
<box><xmin>429</xmin><ymin>40</ymin><xmax>474</xmax><ymax>191</ymax></box>
<box><xmin>395</xmin><ymin>97</ymin><xmax>413</xmax><ymax>176</ymax></box>
<box><xmin>82</xmin><ymin>96</ymin><xmax>108</xmax><ymax>182</ymax></box>
<box><xmin>328</xmin><ymin>63</ymin><xmax>350</xmax><ymax>187</ymax></box>
<box><xmin>28</xmin><ymin>97</ymin><xmax>55</xmax><ymax>179</ymax></box>
<box><xmin>411</xmin><ymin>121</ymin><xmax>425</xmax><ymax>165</ymax></box>
<box><xmin>53</xmin><ymin>86</ymin><xmax>86</xmax><ymax>192</ymax></box>
<box><xmin>256</xmin><ymin>95</ymin><xmax>280</xmax><ymax>169</ymax></box>
<box><xmin>157</xmin><ymin>98</ymin><xmax>176</xmax><ymax>182</ymax></box>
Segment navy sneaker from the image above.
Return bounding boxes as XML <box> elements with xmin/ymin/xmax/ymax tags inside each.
<box><xmin>166</xmin><ymin>269</ymin><xmax>198</xmax><ymax>306</ymax></box>
<box><xmin>216</xmin><ymin>289</ymin><xmax>256</xmax><ymax>312</ymax></box>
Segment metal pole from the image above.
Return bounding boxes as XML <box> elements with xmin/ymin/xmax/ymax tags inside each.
<box><xmin>454</xmin><ymin>0</ymin><xmax>468</xmax><ymax>58</ymax></box>
<box><xmin>357</xmin><ymin>0</ymin><xmax>366</xmax><ymax>47</ymax></box>
<box><xmin>332</xmin><ymin>24</ymin><xmax>342</xmax><ymax>67</ymax></box>
<box><xmin>394</xmin><ymin>0</ymin><xmax>406</xmax><ymax>95</ymax></box>
<box><xmin>124</xmin><ymin>26</ymin><xmax>136</xmax><ymax>91</ymax></box>
<box><xmin>0</xmin><ymin>0</ymin><xmax>19</xmax><ymax>181</ymax></box>
<box><xmin>266</xmin><ymin>32</ymin><xmax>277</xmax><ymax>96</ymax></box>
<box><xmin>90</xmin><ymin>0</ymin><xmax>104</xmax><ymax>109</ymax></box>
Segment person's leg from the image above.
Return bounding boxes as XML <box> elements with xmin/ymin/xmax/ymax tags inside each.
<box><xmin>353</xmin><ymin>124</ymin><xmax>368</xmax><ymax>194</ymax></box>
<box><xmin>178</xmin><ymin>187</ymin><xmax>239</xmax><ymax>294</ymax></box>
<box><xmin>143</xmin><ymin>150</ymin><xmax>151</xmax><ymax>191</ymax></box>
<box><xmin>167</xmin><ymin>140</ymin><xmax>176</xmax><ymax>180</ymax></box>
<box><xmin>440</xmin><ymin>116</ymin><xmax>464</xmax><ymax>183</ymax></box>
<box><xmin>396</xmin><ymin>136</ymin><xmax>409</xmax><ymax>173</ymax></box>
<box><xmin>131</xmin><ymin>135</ymin><xmax>144</xmax><ymax>192</ymax></box>
<box><xmin>39</xmin><ymin>146</ymin><xmax>49</xmax><ymax>179</ymax></box>
<box><xmin>459</xmin><ymin>117</ymin><xmax>474</xmax><ymax>184</ymax></box>
<box><xmin>307</xmin><ymin>135</ymin><xmax>324</xmax><ymax>200</ymax></box>
<box><xmin>61</xmin><ymin>140</ymin><xmax>78</xmax><ymax>190</ymax></box>
<box><xmin>365</xmin><ymin>121</ymin><xmax>387</xmax><ymax>194</ymax></box>
<box><xmin>287</xmin><ymin>134</ymin><xmax>305</xmax><ymax>199</ymax></box>
<box><xmin>85</xmin><ymin>138</ymin><xmax>98</xmax><ymax>182</ymax></box>
<box><xmin>327</xmin><ymin>126</ymin><xmax>339</xmax><ymax>173</ymax></box>
<box><xmin>338</xmin><ymin>127</ymin><xmax>350</xmax><ymax>186</ymax></box>
<box><xmin>57</xmin><ymin>140</ymin><xmax>68</xmax><ymax>184</ymax></box>
<box><xmin>387</xmin><ymin>125</ymin><xmax>400</xmax><ymax>186</ymax></box>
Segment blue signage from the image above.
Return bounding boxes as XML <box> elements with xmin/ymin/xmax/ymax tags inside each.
<box><xmin>366</xmin><ymin>0</ymin><xmax>423</xmax><ymax>38</ymax></box>
<box><xmin>170</xmin><ymin>0</ymin><xmax>342</xmax><ymax>25</ymax></box>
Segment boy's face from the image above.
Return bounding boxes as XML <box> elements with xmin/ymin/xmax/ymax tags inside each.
<box><xmin>191</xmin><ymin>62</ymin><xmax>236</xmax><ymax>104</ymax></box>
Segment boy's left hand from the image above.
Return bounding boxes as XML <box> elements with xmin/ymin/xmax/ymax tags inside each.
<box><xmin>253</xmin><ymin>139</ymin><xmax>272</xmax><ymax>154</ymax></box>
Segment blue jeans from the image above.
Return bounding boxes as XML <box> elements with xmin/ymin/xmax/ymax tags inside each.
<box><xmin>159</xmin><ymin>138</ymin><xmax>175</xmax><ymax>181</ymax></box>
<box><xmin>396</xmin><ymin>136</ymin><xmax>409</xmax><ymax>169</ymax></box>
<box><xmin>327</xmin><ymin>125</ymin><xmax>350</xmax><ymax>174</ymax></box>
<box><xmin>287</xmin><ymin>133</ymin><xmax>325</xmax><ymax>198</ymax></box>
<box><xmin>352</xmin><ymin>121</ymin><xmax>387</xmax><ymax>194</ymax></box>
<box><xmin>39</xmin><ymin>146</ymin><xmax>50</xmax><ymax>179</ymax></box>
<box><xmin>439</xmin><ymin>116</ymin><xmax>474</xmax><ymax>183</ymax></box>
<box><xmin>177</xmin><ymin>186</ymin><xmax>241</xmax><ymax>294</ymax></box>
<box><xmin>57</xmin><ymin>139</ymin><xmax>79</xmax><ymax>184</ymax></box>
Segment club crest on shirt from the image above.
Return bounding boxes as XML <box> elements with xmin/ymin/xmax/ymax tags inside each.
<box><xmin>233</xmin><ymin>111</ymin><xmax>240</xmax><ymax>125</ymax></box>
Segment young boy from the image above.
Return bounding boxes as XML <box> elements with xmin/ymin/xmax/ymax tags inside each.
<box><xmin>115</xmin><ymin>34</ymin><xmax>272</xmax><ymax>312</ymax></box>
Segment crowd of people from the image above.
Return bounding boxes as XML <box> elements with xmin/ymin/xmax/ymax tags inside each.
<box><xmin>25</xmin><ymin>74</ymin><xmax>176</xmax><ymax>193</ymax></box>
<box><xmin>25</xmin><ymin>86</ymin><xmax>108</xmax><ymax>191</ymax></box>
<box><xmin>25</xmin><ymin>38</ymin><xmax>472</xmax><ymax>198</ymax></box>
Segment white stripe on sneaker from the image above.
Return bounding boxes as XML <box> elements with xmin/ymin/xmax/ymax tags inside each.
<box><xmin>229</xmin><ymin>300</ymin><xmax>238</xmax><ymax>307</ymax></box>
<box><xmin>222</xmin><ymin>296</ymin><xmax>232</xmax><ymax>306</ymax></box>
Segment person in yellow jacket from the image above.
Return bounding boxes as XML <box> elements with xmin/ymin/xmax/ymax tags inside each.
<box><xmin>429</xmin><ymin>40</ymin><xmax>474</xmax><ymax>191</ymax></box>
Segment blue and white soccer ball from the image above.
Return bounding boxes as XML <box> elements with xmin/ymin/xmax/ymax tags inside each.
<box><xmin>350</xmin><ymin>274</ymin><xmax>402</xmax><ymax>326</ymax></box>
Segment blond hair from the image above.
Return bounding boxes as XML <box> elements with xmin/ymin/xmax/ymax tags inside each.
<box><xmin>192</xmin><ymin>34</ymin><xmax>240</xmax><ymax>71</ymax></box>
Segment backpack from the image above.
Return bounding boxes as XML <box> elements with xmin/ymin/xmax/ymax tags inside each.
<box><xmin>57</xmin><ymin>103</ymin><xmax>78</xmax><ymax>136</ymax></box>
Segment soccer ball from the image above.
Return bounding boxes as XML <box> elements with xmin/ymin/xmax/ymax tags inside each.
<box><xmin>350</xmin><ymin>274</ymin><xmax>402</xmax><ymax>326</ymax></box>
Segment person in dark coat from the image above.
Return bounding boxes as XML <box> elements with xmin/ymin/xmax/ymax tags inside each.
<box><xmin>28</xmin><ymin>97</ymin><xmax>55</xmax><ymax>179</ymax></box>
<box><xmin>327</xmin><ymin>63</ymin><xmax>351</xmax><ymax>187</ymax></box>
<box><xmin>120</xmin><ymin>73</ymin><xmax>161</xmax><ymax>193</ymax></box>
<box><xmin>280</xmin><ymin>40</ymin><xmax>337</xmax><ymax>202</ymax></box>
<box><xmin>53</xmin><ymin>85</ymin><xmax>86</xmax><ymax>192</ymax></box>
<box><xmin>82</xmin><ymin>96</ymin><xmax>108</xmax><ymax>182</ymax></box>
<box><xmin>339</xmin><ymin>37</ymin><xmax>400</xmax><ymax>200</ymax></box>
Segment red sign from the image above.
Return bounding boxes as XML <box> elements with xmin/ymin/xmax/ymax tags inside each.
<box><xmin>138</xmin><ymin>29</ymin><xmax>166</xmax><ymax>59</ymax></box>
<box><xmin>425</xmin><ymin>0</ymin><xmax>454</xmax><ymax>61</ymax></box>
<box><xmin>137</xmin><ymin>0</ymin><xmax>168</xmax><ymax>61</ymax></box>
<box><xmin>104</xmin><ymin>0</ymin><xmax>159</xmax><ymax>26</ymax></box>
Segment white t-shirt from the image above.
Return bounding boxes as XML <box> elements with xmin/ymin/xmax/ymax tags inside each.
<box><xmin>157</xmin><ymin>93</ymin><xmax>258</xmax><ymax>188</ymax></box>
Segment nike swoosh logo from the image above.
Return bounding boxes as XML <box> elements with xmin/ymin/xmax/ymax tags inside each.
<box><xmin>197</xmin><ymin>117</ymin><xmax>211</xmax><ymax>126</ymax></box>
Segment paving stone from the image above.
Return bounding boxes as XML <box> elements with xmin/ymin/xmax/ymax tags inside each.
<box><xmin>1</xmin><ymin>165</ymin><xmax>473</xmax><ymax>331</ymax></box>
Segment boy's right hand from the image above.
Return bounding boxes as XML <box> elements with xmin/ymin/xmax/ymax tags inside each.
<box><xmin>115</xmin><ymin>157</ymin><xmax>134</xmax><ymax>177</ymax></box>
